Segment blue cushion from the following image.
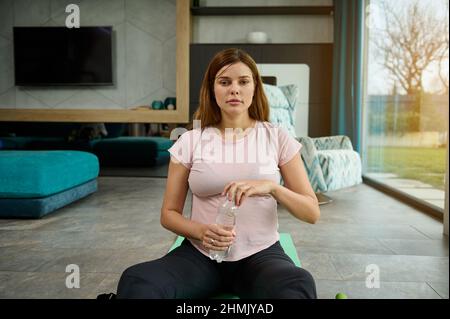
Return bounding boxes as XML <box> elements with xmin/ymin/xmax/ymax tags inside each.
<box><xmin>263</xmin><ymin>83</ymin><xmax>299</xmax><ymax>111</ymax></box>
<box><xmin>0</xmin><ymin>179</ymin><xmax>97</xmax><ymax>218</ymax></box>
<box><xmin>0</xmin><ymin>151</ymin><xmax>99</xmax><ymax>198</ymax></box>
<box><xmin>279</xmin><ymin>85</ymin><xmax>299</xmax><ymax>112</ymax></box>
<box><xmin>263</xmin><ymin>83</ymin><xmax>291</xmax><ymax>109</ymax></box>
<box><xmin>270</xmin><ymin>108</ymin><xmax>297</xmax><ymax>137</ymax></box>
<box><xmin>263</xmin><ymin>83</ymin><xmax>298</xmax><ymax>137</ymax></box>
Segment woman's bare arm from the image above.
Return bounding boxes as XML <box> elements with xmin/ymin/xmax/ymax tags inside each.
<box><xmin>160</xmin><ymin>159</ymin><xmax>235</xmax><ymax>249</ymax></box>
<box><xmin>271</xmin><ymin>153</ymin><xmax>320</xmax><ymax>224</ymax></box>
<box><xmin>160</xmin><ymin>159</ymin><xmax>205</xmax><ymax>240</ymax></box>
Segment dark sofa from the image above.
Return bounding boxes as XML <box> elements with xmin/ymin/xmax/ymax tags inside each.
<box><xmin>0</xmin><ymin>122</ymin><xmax>174</xmax><ymax>167</ymax></box>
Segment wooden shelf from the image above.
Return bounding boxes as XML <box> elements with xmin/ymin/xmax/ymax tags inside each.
<box><xmin>191</xmin><ymin>6</ymin><xmax>334</xmax><ymax>16</ymax></box>
<box><xmin>0</xmin><ymin>108</ymin><xmax>187</xmax><ymax>123</ymax></box>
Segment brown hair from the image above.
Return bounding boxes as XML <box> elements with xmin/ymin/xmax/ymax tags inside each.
<box><xmin>188</xmin><ymin>48</ymin><xmax>269</xmax><ymax>130</ymax></box>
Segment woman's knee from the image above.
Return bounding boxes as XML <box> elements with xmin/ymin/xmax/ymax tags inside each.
<box><xmin>289</xmin><ymin>267</ymin><xmax>317</xmax><ymax>299</ymax></box>
<box><xmin>266</xmin><ymin>267</ymin><xmax>317</xmax><ymax>299</ymax></box>
<box><xmin>117</xmin><ymin>262</ymin><xmax>169</xmax><ymax>299</ymax></box>
<box><xmin>119</xmin><ymin>262</ymin><xmax>150</xmax><ymax>283</ymax></box>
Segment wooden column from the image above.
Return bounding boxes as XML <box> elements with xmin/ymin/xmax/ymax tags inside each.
<box><xmin>176</xmin><ymin>0</ymin><xmax>191</xmax><ymax>124</ymax></box>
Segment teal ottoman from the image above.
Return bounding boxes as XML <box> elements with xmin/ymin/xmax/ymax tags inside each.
<box><xmin>92</xmin><ymin>136</ymin><xmax>173</xmax><ymax>167</ymax></box>
<box><xmin>0</xmin><ymin>150</ymin><xmax>99</xmax><ymax>218</ymax></box>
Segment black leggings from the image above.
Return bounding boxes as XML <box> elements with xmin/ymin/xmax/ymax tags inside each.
<box><xmin>117</xmin><ymin>239</ymin><xmax>317</xmax><ymax>299</ymax></box>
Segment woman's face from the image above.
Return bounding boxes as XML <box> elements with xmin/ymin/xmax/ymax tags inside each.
<box><xmin>213</xmin><ymin>62</ymin><xmax>255</xmax><ymax>117</ymax></box>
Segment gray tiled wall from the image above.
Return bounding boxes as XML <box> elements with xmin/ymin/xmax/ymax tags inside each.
<box><xmin>0</xmin><ymin>0</ymin><xmax>176</xmax><ymax>109</ymax></box>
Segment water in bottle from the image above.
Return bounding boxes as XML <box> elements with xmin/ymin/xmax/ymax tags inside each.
<box><xmin>209</xmin><ymin>198</ymin><xmax>239</xmax><ymax>263</ymax></box>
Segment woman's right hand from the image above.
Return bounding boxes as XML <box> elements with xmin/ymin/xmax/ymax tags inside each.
<box><xmin>200</xmin><ymin>224</ymin><xmax>236</xmax><ymax>251</ymax></box>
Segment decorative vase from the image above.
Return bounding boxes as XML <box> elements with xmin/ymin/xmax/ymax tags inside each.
<box><xmin>247</xmin><ymin>31</ymin><xmax>268</xmax><ymax>44</ymax></box>
<box><xmin>151</xmin><ymin>100</ymin><xmax>164</xmax><ymax>110</ymax></box>
<box><xmin>164</xmin><ymin>97</ymin><xmax>176</xmax><ymax>110</ymax></box>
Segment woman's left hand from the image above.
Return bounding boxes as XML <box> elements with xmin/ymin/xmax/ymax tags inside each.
<box><xmin>221</xmin><ymin>180</ymin><xmax>276</xmax><ymax>206</ymax></box>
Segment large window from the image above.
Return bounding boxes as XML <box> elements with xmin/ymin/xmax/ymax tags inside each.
<box><xmin>362</xmin><ymin>0</ymin><xmax>449</xmax><ymax>211</ymax></box>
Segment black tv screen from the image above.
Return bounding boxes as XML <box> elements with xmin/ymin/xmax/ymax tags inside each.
<box><xmin>13</xmin><ymin>26</ymin><xmax>113</xmax><ymax>86</ymax></box>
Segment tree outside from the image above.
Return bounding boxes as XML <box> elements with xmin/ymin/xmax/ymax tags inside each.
<box><xmin>364</xmin><ymin>0</ymin><xmax>449</xmax><ymax>194</ymax></box>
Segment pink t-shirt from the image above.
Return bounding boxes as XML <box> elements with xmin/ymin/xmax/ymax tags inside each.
<box><xmin>167</xmin><ymin>121</ymin><xmax>302</xmax><ymax>261</ymax></box>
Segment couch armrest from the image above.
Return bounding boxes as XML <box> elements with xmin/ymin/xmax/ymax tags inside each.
<box><xmin>313</xmin><ymin>135</ymin><xmax>354</xmax><ymax>151</ymax></box>
<box><xmin>296</xmin><ymin>136</ymin><xmax>327</xmax><ymax>193</ymax></box>
<box><xmin>296</xmin><ymin>136</ymin><xmax>317</xmax><ymax>163</ymax></box>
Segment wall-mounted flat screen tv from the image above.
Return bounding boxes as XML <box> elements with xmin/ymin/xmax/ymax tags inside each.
<box><xmin>13</xmin><ymin>26</ymin><xmax>113</xmax><ymax>86</ymax></box>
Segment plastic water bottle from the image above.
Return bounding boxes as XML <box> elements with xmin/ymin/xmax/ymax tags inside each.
<box><xmin>209</xmin><ymin>198</ymin><xmax>239</xmax><ymax>263</ymax></box>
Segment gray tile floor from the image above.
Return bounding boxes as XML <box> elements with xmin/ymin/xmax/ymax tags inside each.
<box><xmin>0</xmin><ymin>177</ymin><xmax>448</xmax><ymax>299</ymax></box>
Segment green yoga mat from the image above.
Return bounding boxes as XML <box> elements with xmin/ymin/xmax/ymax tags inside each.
<box><xmin>168</xmin><ymin>232</ymin><xmax>301</xmax><ymax>299</ymax></box>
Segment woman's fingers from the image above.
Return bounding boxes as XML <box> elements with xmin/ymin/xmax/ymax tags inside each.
<box><xmin>224</xmin><ymin>187</ymin><xmax>235</xmax><ymax>201</ymax></box>
<box><xmin>204</xmin><ymin>237</ymin><xmax>232</xmax><ymax>251</ymax></box>
<box><xmin>212</xmin><ymin>225</ymin><xmax>235</xmax><ymax>238</ymax></box>
<box><xmin>223</xmin><ymin>182</ymin><xmax>255</xmax><ymax>205</ymax></box>
<box><xmin>221</xmin><ymin>182</ymin><xmax>231</xmax><ymax>196</ymax></box>
<box><xmin>223</xmin><ymin>182</ymin><xmax>241</xmax><ymax>202</ymax></box>
<box><xmin>235</xmin><ymin>185</ymin><xmax>252</xmax><ymax>206</ymax></box>
<box><xmin>222</xmin><ymin>181</ymin><xmax>235</xmax><ymax>196</ymax></box>
<box><xmin>205</xmin><ymin>225</ymin><xmax>235</xmax><ymax>249</ymax></box>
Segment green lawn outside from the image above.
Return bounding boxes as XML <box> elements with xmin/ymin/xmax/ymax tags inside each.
<box><xmin>367</xmin><ymin>146</ymin><xmax>447</xmax><ymax>190</ymax></box>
